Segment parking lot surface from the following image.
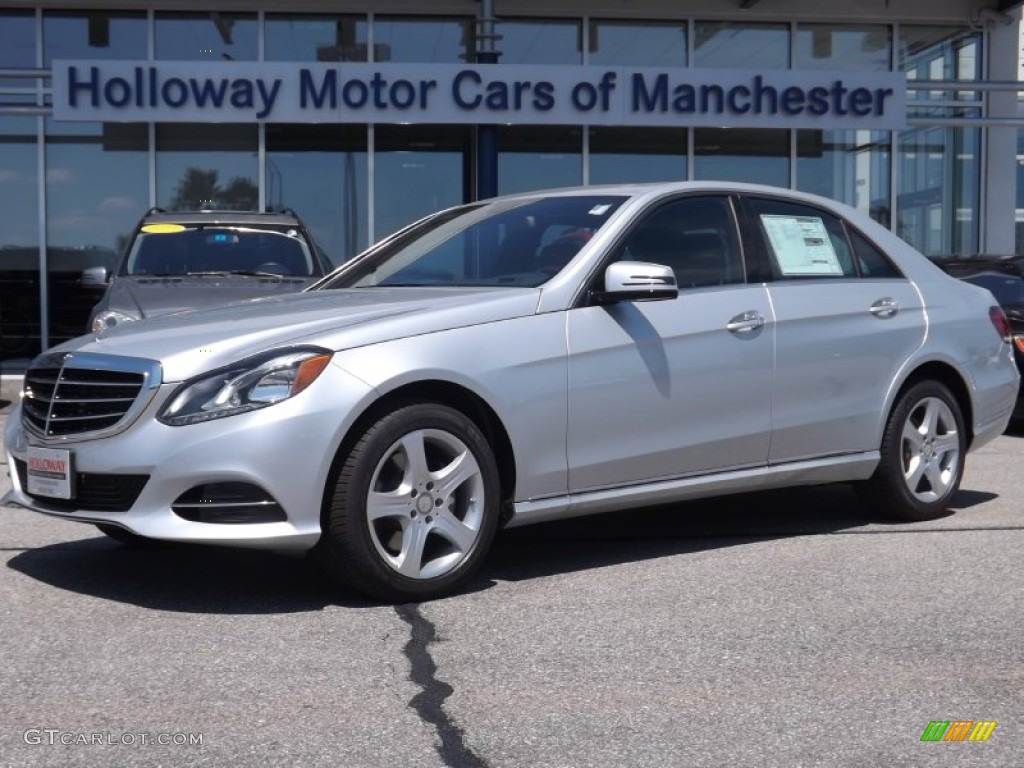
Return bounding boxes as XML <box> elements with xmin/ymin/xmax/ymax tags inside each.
<box><xmin>1</xmin><ymin>397</ymin><xmax>1021</xmax><ymax>767</ymax></box>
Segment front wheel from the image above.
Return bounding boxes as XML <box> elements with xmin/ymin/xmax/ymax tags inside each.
<box><xmin>856</xmin><ymin>380</ymin><xmax>966</xmax><ymax>521</ymax></box>
<box><xmin>317</xmin><ymin>403</ymin><xmax>501</xmax><ymax>601</ymax></box>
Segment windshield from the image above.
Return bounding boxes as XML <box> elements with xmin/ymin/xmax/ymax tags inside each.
<box><xmin>124</xmin><ymin>225</ymin><xmax>317</xmax><ymax>277</ymax></box>
<box><xmin>319</xmin><ymin>194</ymin><xmax>627</xmax><ymax>290</ymax></box>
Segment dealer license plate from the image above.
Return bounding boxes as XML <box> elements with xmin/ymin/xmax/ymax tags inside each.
<box><xmin>26</xmin><ymin>447</ymin><xmax>73</xmax><ymax>499</ymax></box>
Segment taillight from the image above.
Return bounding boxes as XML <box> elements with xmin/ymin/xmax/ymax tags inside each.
<box><xmin>989</xmin><ymin>306</ymin><xmax>1011</xmax><ymax>342</ymax></box>
<box><xmin>1014</xmin><ymin>336</ymin><xmax>1024</xmax><ymax>355</ymax></box>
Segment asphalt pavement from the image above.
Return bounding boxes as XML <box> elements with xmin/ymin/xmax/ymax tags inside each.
<box><xmin>1</xmin><ymin>395</ymin><xmax>1021</xmax><ymax>768</ymax></box>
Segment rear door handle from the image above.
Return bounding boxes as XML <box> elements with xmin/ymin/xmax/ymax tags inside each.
<box><xmin>726</xmin><ymin>311</ymin><xmax>765</xmax><ymax>333</ymax></box>
<box><xmin>869</xmin><ymin>297</ymin><xmax>899</xmax><ymax>318</ymax></box>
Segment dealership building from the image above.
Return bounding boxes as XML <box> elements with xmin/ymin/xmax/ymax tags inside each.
<box><xmin>0</xmin><ymin>0</ymin><xmax>1022</xmax><ymax>366</ymax></box>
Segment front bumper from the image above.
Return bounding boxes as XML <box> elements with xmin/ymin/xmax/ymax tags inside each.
<box><xmin>3</xmin><ymin>362</ymin><xmax>375</xmax><ymax>552</ymax></box>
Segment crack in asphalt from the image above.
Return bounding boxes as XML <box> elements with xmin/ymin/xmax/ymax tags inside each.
<box><xmin>395</xmin><ymin>604</ymin><xmax>488</xmax><ymax>768</ymax></box>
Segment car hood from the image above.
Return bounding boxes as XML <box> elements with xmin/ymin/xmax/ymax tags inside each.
<box><xmin>57</xmin><ymin>286</ymin><xmax>541</xmax><ymax>382</ymax></box>
<box><xmin>106</xmin><ymin>275</ymin><xmax>316</xmax><ymax>318</ymax></box>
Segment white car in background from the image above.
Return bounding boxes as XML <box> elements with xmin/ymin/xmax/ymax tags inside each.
<box><xmin>4</xmin><ymin>182</ymin><xmax>1018</xmax><ymax>601</ymax></box>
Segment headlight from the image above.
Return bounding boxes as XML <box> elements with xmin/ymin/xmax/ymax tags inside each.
<box><xmin>92</xmin><ymin>310</ymin><xmax>140</xmax><ymax>333</ymax></box>
<box><xmin>158</xmin><ymin>348</ymin><xmax>333</xmax><ymax>426</ymax></box>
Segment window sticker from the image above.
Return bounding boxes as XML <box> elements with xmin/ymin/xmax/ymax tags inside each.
<box><xmin>588</xmin><ymin>204</ymin><xmax>612</xmax><ymax>216</ymax></box>
<box><xmin>760</xmin><ymin>214</ymin><xmax>843</xmax><ymax>276</ymax></box>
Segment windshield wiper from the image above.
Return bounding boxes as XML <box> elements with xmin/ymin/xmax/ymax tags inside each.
<box><xmin>182</xmin><ymin>270</ymin><xmax>292</xmax><ymax>278</ymax></box>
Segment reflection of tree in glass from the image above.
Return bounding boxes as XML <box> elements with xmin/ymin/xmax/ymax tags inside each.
<box><xmin>170</xmin><ymin>168</ymin><xmax>258</xmax><ymax>211</ymax></box>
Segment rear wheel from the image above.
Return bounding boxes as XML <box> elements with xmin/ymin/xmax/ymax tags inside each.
<box><xmin>317</xmin><ymin>403</ymin><xmax>501</xmax><ymax>601</ymax></box>
<box><xmin>857</xmin><ymin>380</ymin><xmax>965</xmax><ymax>521</ymax></box>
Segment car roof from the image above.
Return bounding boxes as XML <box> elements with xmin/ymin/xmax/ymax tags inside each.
<box><xmin>141</xmin><ymin>210</ymin><xmax>303</xmax><ymax>227</ymax></box>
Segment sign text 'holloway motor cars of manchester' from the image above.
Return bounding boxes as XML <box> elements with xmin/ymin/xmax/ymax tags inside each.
<box><xmin>52</xmin><ymin>61</ymin><xmax>906</xmax><ymax>130</ymax></box>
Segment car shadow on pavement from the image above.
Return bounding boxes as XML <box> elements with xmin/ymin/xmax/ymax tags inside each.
<box><xmin>479</xmin><ymin>482</ymin><xmax>992</xmax><ymax>585</ymax></box>
<box><xmin>6</xmin><ymin>537</ymin><xmax>379</xmax><ymax>613</ymax></box>
<box><xmin>5</xmin><ymin>483</ymin><xmax>998</xmax><ymax>610</ymax></box>
<box><xmin>1003</xmin><ymin>421</ymin><xmax>1024</xmax><ymax>438</ymax></box>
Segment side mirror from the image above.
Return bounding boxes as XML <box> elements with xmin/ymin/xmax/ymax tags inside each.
<box><xmin>81</xmin><ymin>266</ymin><xmax>109</xmax><ymax>287</ymax></box>
<box><xmin>594</xmin><ymin>261</ymin><xmax>678</xmax><ymax>304</ymax></box>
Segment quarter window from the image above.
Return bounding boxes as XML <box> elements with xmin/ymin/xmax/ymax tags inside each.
<box><xmin>847</xmin><ymin>226</ymin><xmax>902</xmax><ymax>278</ymax></box>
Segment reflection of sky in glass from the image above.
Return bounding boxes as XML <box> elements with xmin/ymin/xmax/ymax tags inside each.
<box><xmin>588</xmin><ymin>22</ymin><xmax>686</xmax><ymax>67</ymax></box>
<box><xmin>498</xmin><ymin>126</ymin><xmax>582</xmax><ymax>195</ymax></box>
<box><xmin>156</xmin><ymin>13</ymin><xmax>258</xmax><ymax>61</ymax></box>
<box><xmin>694</xmin><ymin>23</ymin><xmax>789</xmax><ymax>69</ymax></box>
<box><xmin>797</xmin><ymin>130</ymin><xmax>890</xmax><ymax>215</ymax></box>
<box><xmin>374</xmin><ymin>153</ymin><xmax>463</xmax><ymax>240</ymax></box>
<box><xmin>1</xmin><ymin>11</ymin><xmax>37</xmax><ymax>89</ymax></box>
<box><xmin>44</xmin><ymin>121</ymin><xmax>147</xmax><ymax>250</ymax></box>
<box><xmin>373</xmin><ymin>17</ymin><xmax>469</xmax><ymax>63</ymax></box>
<box><xmin>500</xmin><ymin>20</ymin><xmax>582</xmax><ymax>65</ymax></box>
<box><xmin>0</xmin><ymin>117</ymin><xmax>39</xmax><ymax>247</ymax></box>
<box><xmin>43</xmin><ymin>12</ymin><xmax>148</xmax><ymax>66</ymax></box>
<box><xmin>590</xmin><ymin>154</ymin><xmax>685</xmax><ymax>184</ymax></box>
<box><xmin>268</xmin><ymin>150</ymin><xmax>368</xmax><ymax>264</ymax></box>
<box><xmin>590</xmin><ymin>127</ymin><xmax>685</xmax><ymax>184</ymax></box>
<box><xmin>498</xmin><ymin>153</ymin><xmax>581</xmax><ymax>195</ymax></box>
<box><xmin>265</xmin><ymin>15</ymin><xmax>368</xmax><ymax>62</ymax></box>
<box><xmin>795</xmin><ymin>25</ymin><xmax>890</xmax><ymax>71</ymax></box>
<box><xmin>694</xmin><ymin>128</ymin><xmax>789</xmax><ymax>186</ymax></box>
<box><xmin>899</xmin><ymin>26</ymin><xmax>980</xmax><ymax>76</ymax></box>
<box><xmin>0</xmin><ymin>11</ymin><xmax>35</xmax><ymax>67</ymax></box>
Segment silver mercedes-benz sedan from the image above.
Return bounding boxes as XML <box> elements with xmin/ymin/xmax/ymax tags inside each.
<box><xmin>4</xmin><ymin>182</ymin><xmax>1018</xmax><ymax>601</ymax></box>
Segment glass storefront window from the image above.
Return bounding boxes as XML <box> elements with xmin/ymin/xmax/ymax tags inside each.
<box><xmin>795</xmin><ymin>24</ymin><xmax>890</xmax><ymax>71</ymax></box>
<box><xmin>0</xmin><ymin>116</ymin><xmax>41</xmax><ymax>363</ymax></box>
<box><xmin>797</xmin><ymin>130</ymin><xmax>891</xmax><ymax>226</ymax></box>
<box><xmin>372</xmin><ymin>16</ymin><xmax>471</xmax><ymax>63</ymax></box>
<box><xmin>898</xmin><ymin>125</ymin><xmax>979</xmax><ymax>256</ymax></box>
<box><xmin>374</xmin><ymin>125</ymin><xmax>469</xmax><ymax>240</ymax></box>
<box><xmin>156</xmin><ymin>12</ymin><xmax>258</xmax><ymax>62</ymax></box>
<box><xmin>589</xmin><ymin>127</ymin><xmax>686</xmax><ymax>184</ymax></box>
<box><xmin>694</xmin><ymin>128</ymin><xmax>789</xmax><ymax>186</ymax></box>
<box><xmin>587</xmin><ymin>20</ymin><xmax>686</xmax><ymax>66</ymax></box>
<box><xmin>500</xmin><ymin>19</ymin><xmax>582</xmax><ymax>65</ymax></box>
<box><xmin>1</xmin><ymin>11</ymin><xmax>37</xmax><ymax>89</ymax></box>
<box><xmin>266</xmin><ymin>124</ymin><xmax>368</xmax><ymax>266</ymax></box>
<box><xmin>1017</xmin><ymin>129</ymin><xmax>1024</xmax><ymax>254</ymax></box>
<box><xmin>43</xmin><ymin>11</ymin><xmax>148</xmax><ymax>67</ymax></box>
<box><xmin>497</xmin><ymin>125</ymin><xmax>582</xmax><ymax>195</ymax></box>
<box><xmin>693</xmin><ymin>22</ymin><xmax>789</xmax><ymax>69</ymax></box>
<box><xmin>265</xmin><ymin>14</ymin><xmax>368</xmax><ymax>62</ymax></box>
<box><xmin>898</xmin><ymin>26</ymin><xmax>981</xmax><ymax>255</ymax></box>
<box><xmin>900</xmin><ymin>26</ymin><xmax>981</xmax><ymax>103</ymax></box>
<box><xmin>44</xmin><ymin>119</ymin><xmax>147</xmax><ymax>345</ymax></box>
<box><xmin>156</xmin><ymin>124</ymin><xmax>258</xmax><ymax>210</ymax></box>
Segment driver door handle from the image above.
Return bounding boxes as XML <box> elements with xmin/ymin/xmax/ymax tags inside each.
<box><xmin>870</xmin><ymin>297</ymin><xmax>899</xmax><ymax>318</ymax></box>
<box><xmin>726</xmin><ymin>311</ymin><xmax>765</xmax><ymax>334</ymax></box>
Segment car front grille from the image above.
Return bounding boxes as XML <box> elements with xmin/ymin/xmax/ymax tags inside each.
<box><xmin>13</xmin><ymin>458</ymin><xmax>149</xmax><ymax>513</ymax></box>
<box><xmin>20</xmin><ymin>352</ymin><xmax>161</xmax><ymax>440</ymax></box>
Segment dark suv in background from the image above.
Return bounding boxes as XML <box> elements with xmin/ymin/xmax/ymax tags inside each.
<box><xmin>87</xmin><ymin>208</ymin><xmax>330</xmax><ymax>333</ymax></box>
<box><xmin>932</xmin><ymin>254</ymin><xmax>1024</xmax><ymax>425</ymax></box>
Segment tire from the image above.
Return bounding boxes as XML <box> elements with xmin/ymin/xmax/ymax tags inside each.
<box><xmin>316</xmin><ymin>403</ymin><xmax>502</xmax><ymax>602</ymax></box>
<box><xmin>857</xmin><ymin>380</ymin><xmax>966</xmax><ymax>521</ymax></box>
<box><xmin>95</xmin><ymin>523</ymin><xmax>159</xmax><ymax>547</ymax></box>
